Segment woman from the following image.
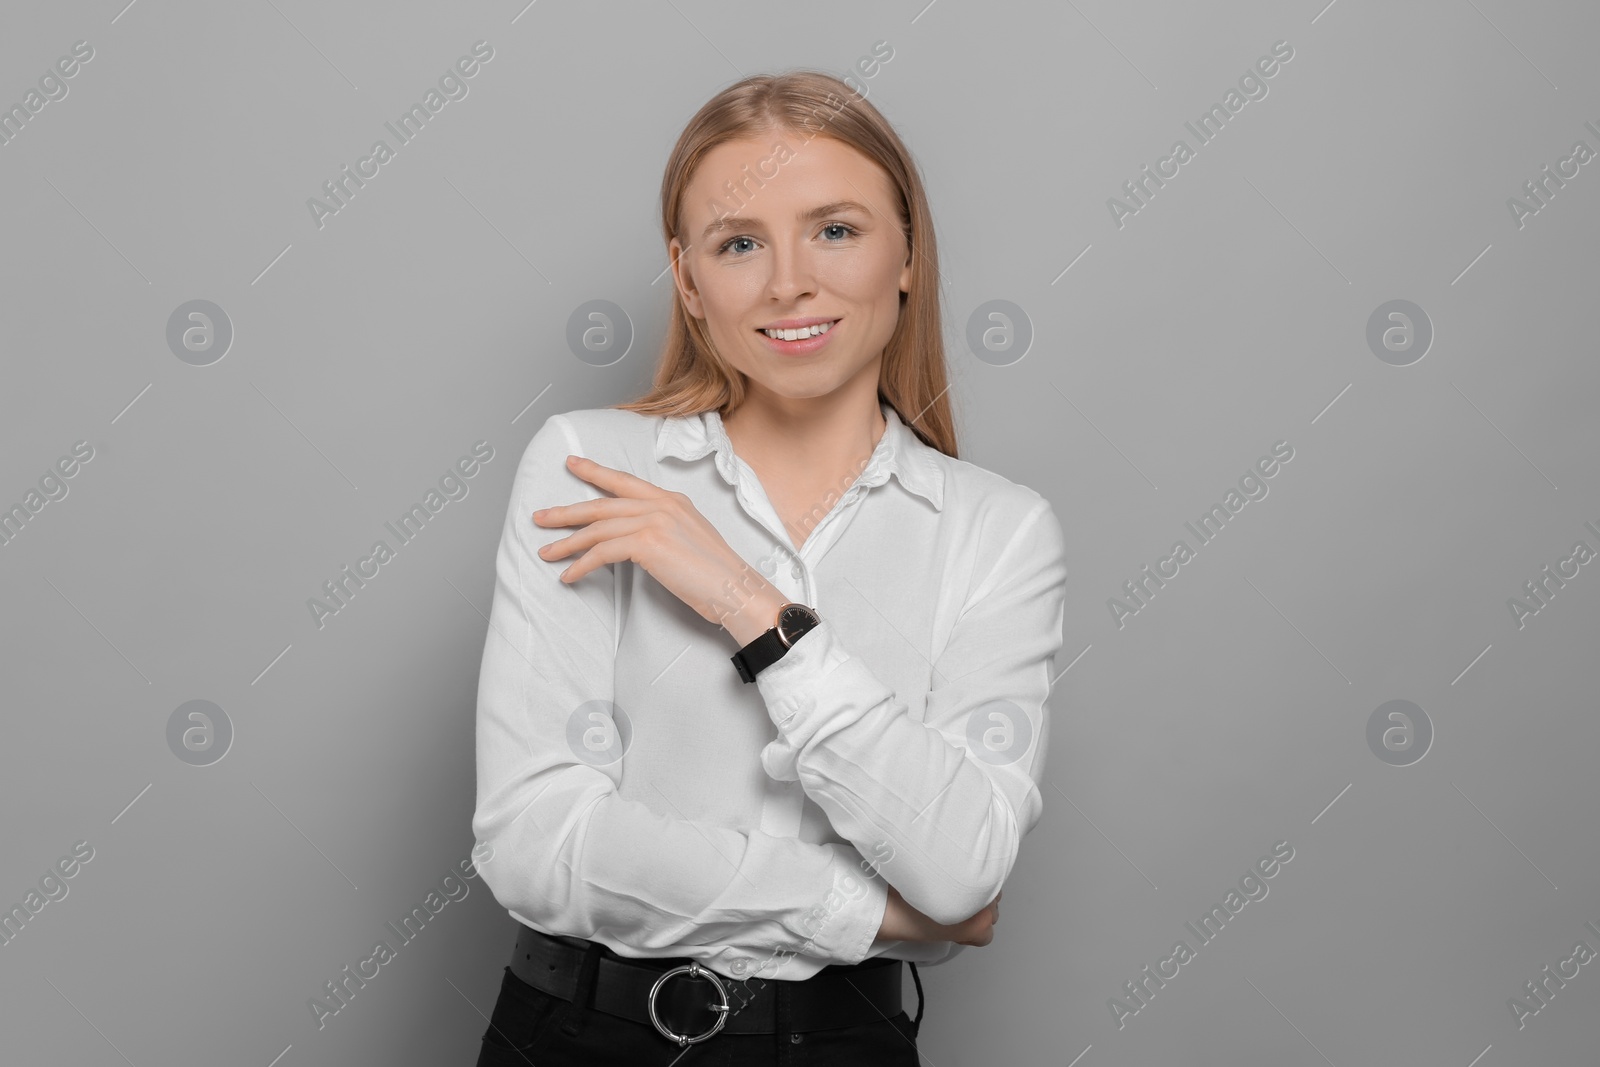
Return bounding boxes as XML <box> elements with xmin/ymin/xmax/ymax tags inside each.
<box><xmin>472</xmin><ymin>69</ymin><xmax>1068</xmax><ymax>1065</ymax></box>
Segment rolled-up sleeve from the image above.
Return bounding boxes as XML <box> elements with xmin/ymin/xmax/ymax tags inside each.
<box><xmin>471</xmin><ymin>413</ymin><xmax>887</xmax><ymax>973</ymax></box>
<box><xmin>755</xmin><ymin>497</ymin><xmax>1068</xmax><ymax>926</ymax></box>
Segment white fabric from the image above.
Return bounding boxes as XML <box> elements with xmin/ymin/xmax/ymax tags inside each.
<box><xmin>472</xmin><ymin>399</ymin><xmax>1069</xmax><ymax>981</ymax></box>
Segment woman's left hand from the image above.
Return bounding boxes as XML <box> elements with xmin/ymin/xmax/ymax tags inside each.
<box><xmin>532</xmin><ymin>454</ymin><xmax>783</xmax><ymax>631</ymax></box>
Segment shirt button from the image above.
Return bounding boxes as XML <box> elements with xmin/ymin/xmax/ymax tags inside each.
<box><xmin>790</xmin><ymin>1033</ymin><xmax>804</xmax><ymax>1044</ymax></box>
<box><xmin>790</xmin><ymin>563</ymin><xmax>803</xmax><ymax>579</ymax></box>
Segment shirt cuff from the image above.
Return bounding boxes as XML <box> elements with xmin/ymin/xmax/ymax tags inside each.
<box><xmin>803</xmin><ymin>843</ymin><xmax>891</xmax><ymax>965</ymax></box>
<box><xmin>754</xmin><ymin>617</ymin><xmax>882</xmax><ymax>782</ymax></box>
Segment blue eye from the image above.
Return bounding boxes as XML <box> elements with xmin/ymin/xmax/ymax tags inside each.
<box><xmin>714</xmin><ymin>222</ymin><xmax>861</xmax><ymax>257</ymax></box>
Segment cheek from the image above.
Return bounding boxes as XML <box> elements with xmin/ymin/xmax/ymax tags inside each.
<box><xmin>825</xmin><ymin>254</ymin><xmax>889</xmax><ymax>292</ymax></box>
<box><xmin>699</xmin><ymin>270</ymin><xmax>765</xmax><ymax>320</ymax></box>
<box><xmin>692</xmin><ymin>283</ymin><xmax>748</xmax><ymax>348</ymax></box>
<box><xmin>825</xmin><ymin>253</ymin><xmax>903</xmax><ymax>308</ymax></box>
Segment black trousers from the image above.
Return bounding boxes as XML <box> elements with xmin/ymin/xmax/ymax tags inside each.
<box><xmin>474</xmin><ymin>942</ymin><xmax>924</xmax><ymax>1066</ymax></box>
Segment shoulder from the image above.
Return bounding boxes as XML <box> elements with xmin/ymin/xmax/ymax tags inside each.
<box><xmin>928</xmin><ymin>447</ymin><xmax>1058</xmax><ymax>536</ymax></box>
<box><xmin>541</xmin><ymin>406</ymin><xmax>661</xmax><ymax>445</ymax></box>
<box><xmin>504</xmin><ymin>407</ymin><xmax>665</xmax><ymax>506</ymax></box>
<box><xmin>935</xmin><ymin>461</ymin><xmax>1068</xmax><ymax>616</ymax></box>
<box><xmin>518</xmin><ymin>406</ymin><xmax>662</xmax><ymax>464</ymax></box>
<box><xmin>913</xmin><ymin>445</ymin><xmax>1068</xmax><ymax>590</ymax></box>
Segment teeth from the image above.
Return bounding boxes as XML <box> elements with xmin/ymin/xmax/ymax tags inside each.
<box><xmin>762</xmin><ymin>321</ymin><xmax>835</xmax><ymax>341</ymax></box>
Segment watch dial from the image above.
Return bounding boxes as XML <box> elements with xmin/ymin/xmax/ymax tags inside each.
<box><xmin>778</xmin><ymin>605</ymin><xmax>818</xmax><ymax>644</ymax></box>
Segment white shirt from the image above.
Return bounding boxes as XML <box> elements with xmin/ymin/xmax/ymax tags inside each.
<box><xmin>472</xmin><ymin>399</ymin><xmax>1069</xmax><ymax>982</ymax></box>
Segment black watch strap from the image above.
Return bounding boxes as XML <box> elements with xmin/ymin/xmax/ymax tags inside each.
<box><xmin>731</xmin><ymin>603</ymin><xmax>820</xmax><ymax>683</ymax></box>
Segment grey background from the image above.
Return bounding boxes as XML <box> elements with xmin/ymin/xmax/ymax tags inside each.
<box><xmin>2</xmin><ymin>1</ymin><xmax>1596</xmax><ymax>1064</ymax></box>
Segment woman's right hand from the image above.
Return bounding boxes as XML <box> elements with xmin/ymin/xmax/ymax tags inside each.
<box><xmin>876</xmin><ymin>884</ymin><xmax>1001</xmax><ymax>947</ymax></box>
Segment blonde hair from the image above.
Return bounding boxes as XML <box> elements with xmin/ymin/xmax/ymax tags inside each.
<box><xmin>611</xmin><ymin>69</ymin><xmax>958</xmax><ymax>458</ymax></box>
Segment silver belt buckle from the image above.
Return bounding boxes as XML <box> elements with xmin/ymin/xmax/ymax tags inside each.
<box><xmin>646</xmin><ymin>961</ymin><xmax>730</xmax><ymax>1047</ymax></box>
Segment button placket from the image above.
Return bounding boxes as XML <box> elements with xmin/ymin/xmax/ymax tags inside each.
<box><xmin>707</xmin><ymin>409</ymin><xmax>891</xmax><ymax>610</ymax></box>
<box><xmin>796</xmin><ymin>477</ymin><xmax>877</xmax><ymax>576</ymax></box>
<box><xmin>730</xmin><ymin>460</ymin><xmax>801</xmax><ymax>559</ymax></box>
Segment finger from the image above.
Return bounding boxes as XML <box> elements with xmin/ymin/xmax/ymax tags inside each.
<box><xmin>538</xmin><ymin>515</ymin><xmax>646</xmax><ymax>562</ymax></box>
<box><xmin>558</xmin><ymin>534</ymin><xmax>635</xmax><ymax>584</ymax></box>
<box><xmin>563</xmin><ymin>455</ymin><xmax>674</xmax><ymax>499</ymax></box>
<box><xmin>533</xmin><ymin>496</ymin><xmax>653</xmax><ymax>529</ymax></box>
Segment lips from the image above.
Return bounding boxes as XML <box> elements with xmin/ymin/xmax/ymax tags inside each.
<box><xmin>755</xmin><ymin>317</ymin><xmax>840</xmax><ymax>356</ymax></box>
<box><xmin>757</xmin><ymin>316</ymin><xmax>840</xmax><ymax>332</ymax></box>
<box><xmin>755</xmin><ymin>319</ymin><xmax>840</xmax><ymax>342</ymax></box>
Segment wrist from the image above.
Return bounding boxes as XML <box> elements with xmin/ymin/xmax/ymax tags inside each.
<box><xmin>876</xmin><ymin>884</ymin><xmax>903</xmax><ymax>942</ymax></box>
<box><xmin>720</xmin><ymin>584</ymin><xmax>790</xmax><ymax>647</ymax></box>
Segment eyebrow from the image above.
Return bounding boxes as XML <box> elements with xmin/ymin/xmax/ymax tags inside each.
<box><xmin>700</xmin><ymin>200</ymin><xmax>873</xmax><ymax>242</ymax></box>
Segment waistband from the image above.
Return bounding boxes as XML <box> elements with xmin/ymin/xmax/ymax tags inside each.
<box><xmin>508</xmin><ymin>923</ymin><xmax>905</xmax><ymax>1043</ymax></box>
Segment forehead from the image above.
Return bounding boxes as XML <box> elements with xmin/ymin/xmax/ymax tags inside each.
<box><xmin>684</xmin><ymin>134</ymin><xmax>896</xmax><ymax>223</ymax></box>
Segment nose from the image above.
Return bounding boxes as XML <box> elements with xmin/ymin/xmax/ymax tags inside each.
<box><xmin>764</xmin><ymin>237</ymin><xmax>818</xmax><ymax>304</ymax></box>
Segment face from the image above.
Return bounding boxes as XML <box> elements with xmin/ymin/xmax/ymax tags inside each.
<box><xmin>669</xmin><ymin>132</ymin><xmax>913</xmax><ymax>406</ymax></box>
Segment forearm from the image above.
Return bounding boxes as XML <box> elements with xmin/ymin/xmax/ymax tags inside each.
<box><xmin>753</xmin><ymin>619</ymin><xmax>1035</xmax><ymax>925</ymax></box>
<box><xmin>750</xmin><ymin>500</ymin><xmax>1067</xmax><ymax>926</ymax></box>
<box><xmin>471</xmin><ymin>763</ymin><xmax>888</xmax><ymax>967</ymax></box>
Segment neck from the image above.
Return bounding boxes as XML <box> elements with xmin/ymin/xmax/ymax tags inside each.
<box><xmin>722</xmin><ymin>387</ymin><xmax>887</xmax><ymax>480</ymax></box>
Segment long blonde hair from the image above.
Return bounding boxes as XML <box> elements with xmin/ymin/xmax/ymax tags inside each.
<box><xmin>612</xmin><ymin>69</ymin><xmax>958</xmax><ymax>458</ymax></box>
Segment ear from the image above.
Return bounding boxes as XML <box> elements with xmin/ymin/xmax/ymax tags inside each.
<box><xmin>669</xmin><ymin>236</ymin><xmax>704</xmax><ymax>318</ymax></box>
<box><xmin>899</xmin><ymin>244</ymin><xmax>913</xmax><ymax>295</ymax></box>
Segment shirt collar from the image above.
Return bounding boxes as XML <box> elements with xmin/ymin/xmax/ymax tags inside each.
<box><xmin>654</xmin><ymin>399</ymin><xmax>945</xmax><ymax>511</ymax></box>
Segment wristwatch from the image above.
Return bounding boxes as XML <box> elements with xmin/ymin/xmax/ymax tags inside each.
<box><xmin>730</xmin><ymin>602</ymin><xmax>821</xmax><ymax>683</ymax></box>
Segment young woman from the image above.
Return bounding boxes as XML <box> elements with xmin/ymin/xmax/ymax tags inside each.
<box><xmin>472</xmin><ymin>69</ymin><xmax>1068</xmax><ymax>1065</ymax></box>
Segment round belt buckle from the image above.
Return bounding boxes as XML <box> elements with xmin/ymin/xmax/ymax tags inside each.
<box><xmin>646</xmin><ymin>961</ymin><xmax>730</xmax><ymax>1047</ymax></box>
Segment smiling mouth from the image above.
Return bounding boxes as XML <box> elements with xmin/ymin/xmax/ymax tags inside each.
<box><xmin>756</xmin><ymin>319</ymin><xmax>839</xmax><ymax>341</ymax></box>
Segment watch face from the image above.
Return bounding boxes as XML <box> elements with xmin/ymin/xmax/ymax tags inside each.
<box><xmin>777</xmin><ymin>604</ymin><xmax>820</xmax><ymax>646</ymax></box>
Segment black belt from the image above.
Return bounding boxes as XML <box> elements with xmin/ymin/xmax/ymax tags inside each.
<box><xmin>508</xmin><ymin>924</ymin><xmax>906</xmax><ymax>1046</ymax></box>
